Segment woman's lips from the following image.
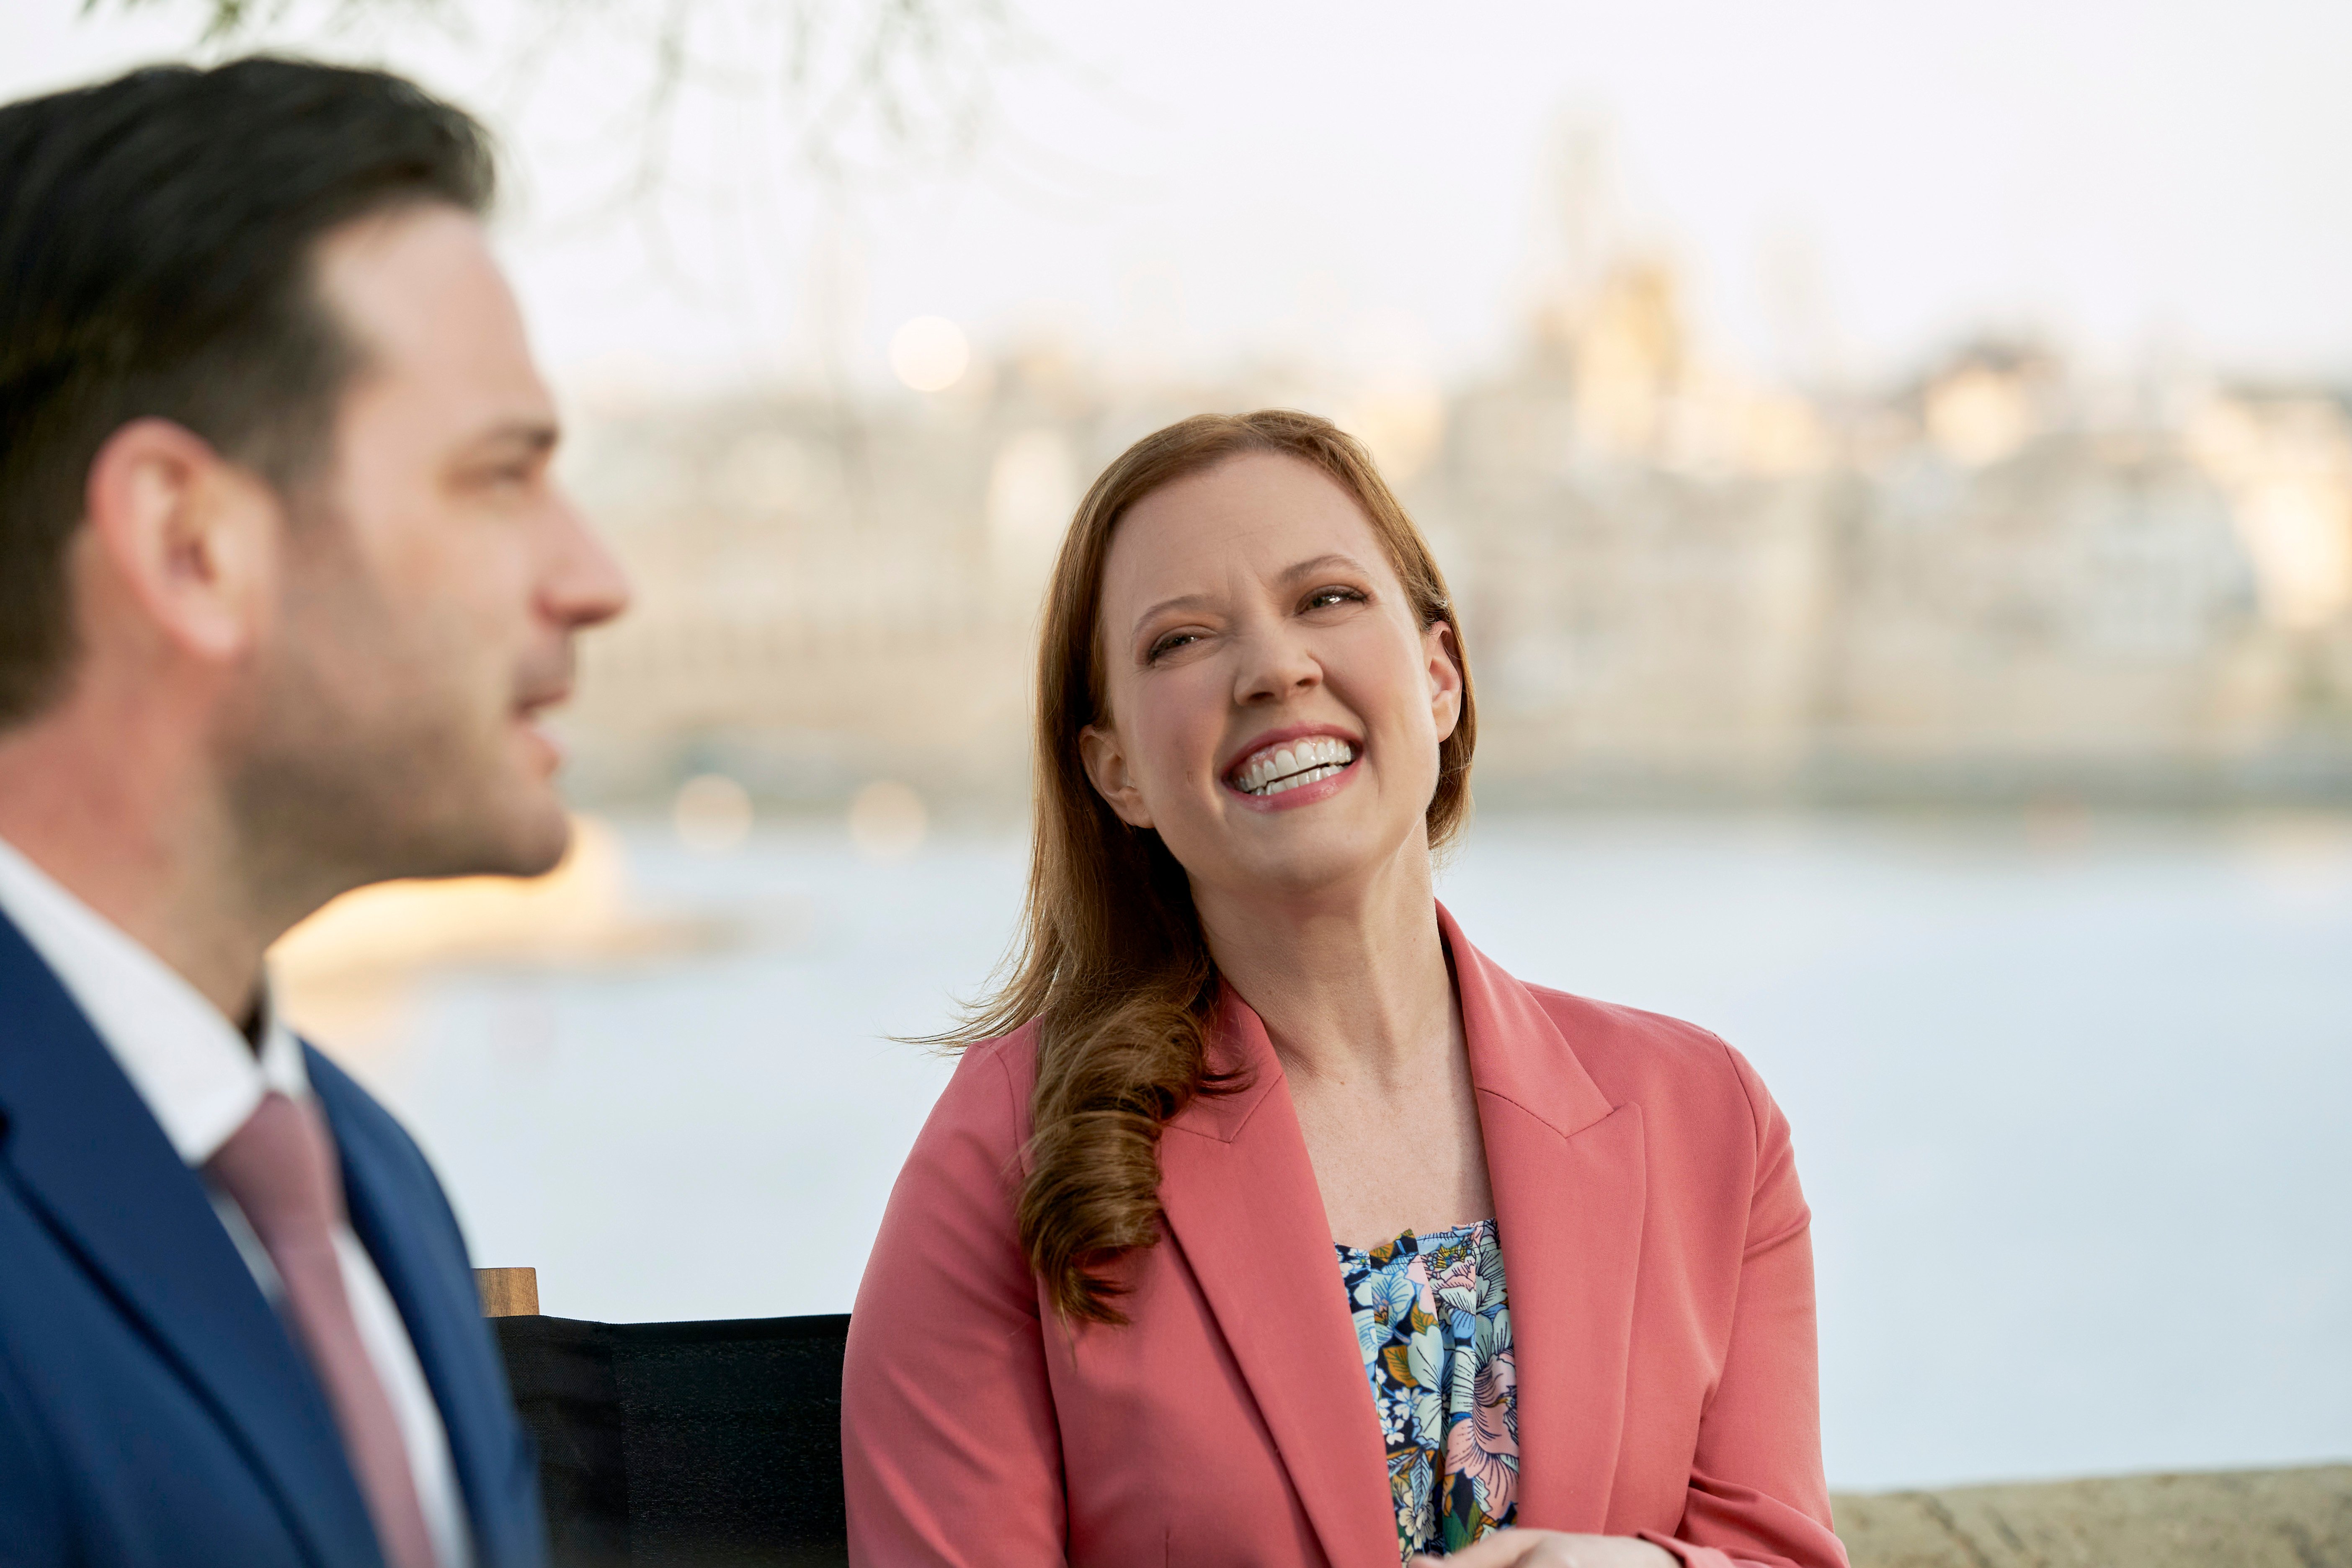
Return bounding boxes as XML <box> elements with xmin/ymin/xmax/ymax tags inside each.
<box><xmin>1223</xmin><ymin>743</ymin><xmax>1361</xmax><ymax>813</ymax></box>
<box><xmin>1227</xmin><ymin>735</ymin><xmax>1357</xmax><ymax>796</ymax></box>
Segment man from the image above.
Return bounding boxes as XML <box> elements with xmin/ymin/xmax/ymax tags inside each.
<box><xmin>0</xmin><ymin>58</ymin><xmax>628</xmax><ymax>1568</ymax></box>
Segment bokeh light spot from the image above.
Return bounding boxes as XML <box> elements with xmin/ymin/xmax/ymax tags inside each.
<box><xmin>889</xmin><ymin>316</ymin><xmax>970</xmax><ymax>392</ymax></box>
<box><xmin>848</xmin><ymin>780</ymin><xmax>928</xmax><ymax>862</ymax></box>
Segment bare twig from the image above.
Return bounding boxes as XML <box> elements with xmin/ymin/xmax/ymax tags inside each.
<box><xmin>87</xmin><ymin>0</ymin><xmax>1028</xmax><ymax>184</ymax></box>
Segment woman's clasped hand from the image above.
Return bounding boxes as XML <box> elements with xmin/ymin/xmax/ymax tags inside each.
<box><xmin>1416</xmin><ymin>1530</ymin><xmax>1680</xmax><ymax>1567</ymax></box>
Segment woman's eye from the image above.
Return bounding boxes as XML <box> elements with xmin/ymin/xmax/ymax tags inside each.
<box><xmin>1304</xmin><ymin>586</ymin><xmax>1364</xmax><ymax>611</ymax></box>
<box><xmin>1147</xmin><ymin>632</ymin><xmax>1199</xmax><ymax>662</ymax></box>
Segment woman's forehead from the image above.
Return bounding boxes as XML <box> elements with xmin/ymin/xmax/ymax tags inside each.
<box><xmin>1103</xmin><ymin>453</ymin><xmax>1390</xmax><ymax>606</ymax></box>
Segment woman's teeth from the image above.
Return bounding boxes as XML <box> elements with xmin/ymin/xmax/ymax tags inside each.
<box><xmin>1232</xmin><ymin>736</ymin><xmax>1357</xmax><ymax>797</ymax></box>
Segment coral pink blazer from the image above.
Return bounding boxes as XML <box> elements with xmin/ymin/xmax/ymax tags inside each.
<box><xmin>843</xmin><ymin>906</ymin><xmax>1846</xmax><ymax>1568</ymax></box>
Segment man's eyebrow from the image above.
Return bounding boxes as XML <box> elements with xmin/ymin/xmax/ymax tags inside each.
<box><xmin>460</xmin><ymin>419</ymin><xmax>560</xmax><ymax>457</ymax></box>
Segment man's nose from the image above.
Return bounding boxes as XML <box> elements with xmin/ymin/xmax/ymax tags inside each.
<box><xmin>541</xmin><ymin>489</ymin><xmax>632</xmax><ymax>630</ymax></box>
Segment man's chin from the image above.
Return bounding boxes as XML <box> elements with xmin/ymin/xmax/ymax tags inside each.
<box><xmin>489</xmin><ymin>795</ymin><xmax>575</xmax><ymax>879</ymax></box>
<box><xmin>400</xmin><ymin>787</ymin><xmax>575</xmax><ymax>883</ymax></box>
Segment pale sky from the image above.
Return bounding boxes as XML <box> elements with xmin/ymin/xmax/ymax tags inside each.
<box><xmin>10</xmin><ymin>0</ymin><xmax>2352</xmax><ymax>397</ymax></box>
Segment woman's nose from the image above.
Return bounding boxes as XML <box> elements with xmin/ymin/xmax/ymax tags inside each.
<box><xmin>1233</xmin><ymin>628</ymin><xmax>1320</xmax><ymax>705</ymax></box>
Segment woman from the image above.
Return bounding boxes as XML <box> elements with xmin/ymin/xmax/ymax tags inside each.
<box><xmin>843</xmin><ymin>411</ymin><xmax>1845</xmax><ymax>1568</ymax></box>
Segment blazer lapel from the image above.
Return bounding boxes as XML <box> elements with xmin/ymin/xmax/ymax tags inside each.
<box><xmin>1155</xmin><ymin>995</ymin><xmax>1400</xmax><ymax>1568</ymax></box>
<box><xmin>0</xmin><ymin>912</ymin><xmax>385</xmax><ymax>1568</ymax></box>
<box><xmin>1440</xmin><ymin>905</ymin><xmax>1648</xmax><ymax>1534</ymax></box>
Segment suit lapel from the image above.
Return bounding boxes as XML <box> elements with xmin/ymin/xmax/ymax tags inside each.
<box><xmin>309</xmin><ymin>1046</ymin><xmax>523</xmax><ymax>1566</ymax></box>
<box><xmin>0</xmin><ymin>912</ymin><xmax>385</xmax><ymax>1568</ymax></box>
<box><xmin>1440</xmin><ymin>905</ymin><xmax>1648</xmax><ymax>1533</ymax></box>
<box><xmin>1155</xmin><ymin>995</ymin><xmax>1400</xmax><ymax>1568</ymax></box>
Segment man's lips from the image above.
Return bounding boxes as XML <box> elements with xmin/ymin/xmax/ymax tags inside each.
<box><xmin>514</xmin><ymin>687</ymin><xmax>572</xmax><ymax>767</ymax></box>
<box><xmin>513</xmin><ymin>645</ymin><xmax>577</xmax><ymax>723</ymax></box>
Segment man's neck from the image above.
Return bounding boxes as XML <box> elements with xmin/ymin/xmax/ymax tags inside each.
<box><xmin>0</xmin><ymin>711</ymin><xmax>280</xmax><ymax>1022</ymax></box>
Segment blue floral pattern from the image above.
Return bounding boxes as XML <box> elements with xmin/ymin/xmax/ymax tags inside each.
<box><xmin>1339</xmin><ymin>1219</ymin><xmax>1517</xmax><ymax>1561</ymax></box>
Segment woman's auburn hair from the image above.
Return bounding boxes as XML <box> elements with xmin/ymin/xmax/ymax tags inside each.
<box><xmin>939</xmin><ymin>408</ymin><xmax>1477</xmax><ymax>1324</ymax></box>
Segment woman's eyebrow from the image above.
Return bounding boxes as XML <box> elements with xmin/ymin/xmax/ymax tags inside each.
<box><xmin>1130</xmin><ymin>593</ymin><xmax>1213</xmax><ymax>640</ymax></box>
<box><xmin>1279</xmin><ymin>552</ymin><xmax>1370</xmax><ymax>584</ymax></box>
<box><xmin>1128</xmin><ymin>554</ymin><xmax>1371</xmax><ymax>638</ymax></box>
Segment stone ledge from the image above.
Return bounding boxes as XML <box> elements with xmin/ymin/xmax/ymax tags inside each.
<box><xmin>1831</xmin><ymin>1465</ymin><xmax>2352</xmax><ymax>1568</ymax></box>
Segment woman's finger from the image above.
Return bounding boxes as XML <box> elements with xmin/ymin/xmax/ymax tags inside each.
<box><xmin>1411</xmin><ymin>1531</ymin><xmax>1541</xmax><ymax>1568</ymax></box>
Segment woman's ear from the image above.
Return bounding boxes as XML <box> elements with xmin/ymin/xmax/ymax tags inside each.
<box><xmin>1078</xmin><ymin>722</ymin><xmax>1155</xmax><ymax>829</ymax></box>
<box><xmin>1424</xmin><ymin>620</ymin><xmax>1464</xmax><ymax>743</ymax></box>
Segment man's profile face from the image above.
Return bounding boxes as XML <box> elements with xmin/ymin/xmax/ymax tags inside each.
<box><xmin>229</xmin><ymin>202</ymin><xmax>628</xmax><ymax>886</ymax></box>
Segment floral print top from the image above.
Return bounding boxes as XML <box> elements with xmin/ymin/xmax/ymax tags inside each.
<box><xmin>1340</xmin><ymin>1219</ymin><xmax>1518</xmax><ymax>1561</ymax></box>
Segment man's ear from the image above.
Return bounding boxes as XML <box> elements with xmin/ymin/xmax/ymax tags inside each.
<box><xmin>1077</xmin><ymin>721</ymin><xmax>1155</xmax><ymax>829</ymax></box>
<box><xmin>1424</xmin><ymin>619</ymin><xmax>1465</xmax><ymax>743</ymax></box>
<box><xmin>81</xmin><ymin>418</ymin><xmax>281</xmax><ymax>665</ymax></box>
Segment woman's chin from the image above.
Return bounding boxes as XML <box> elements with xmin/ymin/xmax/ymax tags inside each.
<box><xmin>1212</xmin><ymin>818</ymin><xmax>1420</xmax><ymax>905</ymax></box>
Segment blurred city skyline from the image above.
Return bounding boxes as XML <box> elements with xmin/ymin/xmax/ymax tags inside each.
<box><xmin>12</xmin><ymin>0</ymin><xmax>2352</xmax><ymax>814</ymax></box>
<box><xmin>554</xmin><ymin>247</ymin><xmax>2352</xmax><ymax>814</ymax></box>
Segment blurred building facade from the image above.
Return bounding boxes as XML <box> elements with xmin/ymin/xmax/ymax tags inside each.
<box><xmin>556</xmin><ymin>267</ymin><xmax>2352</xmax><ymax>812</ymax></box>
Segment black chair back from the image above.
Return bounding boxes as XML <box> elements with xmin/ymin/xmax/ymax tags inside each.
<box><xmin>495</xmin><ymin>1313</ymin><xmax>850</xmax><ymax>1568</ymax></box>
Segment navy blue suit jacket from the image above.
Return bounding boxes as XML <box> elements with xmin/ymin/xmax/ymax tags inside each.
<box><xmin>0</xmin><ymin>908</ymin><xmax>546</xmax><ymax>1568</ymax></box>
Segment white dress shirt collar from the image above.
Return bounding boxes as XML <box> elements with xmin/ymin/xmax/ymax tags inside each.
<box><xmin>0</xmin><ymin>832</ymin><xmax>307</xmax><ymax>1165</ymax></box>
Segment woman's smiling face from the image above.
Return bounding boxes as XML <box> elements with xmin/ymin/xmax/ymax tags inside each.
<box><xmin>1081</xmin><ymin>450</ymin><xmax>1464</xmax><ymax>904</ymax></box>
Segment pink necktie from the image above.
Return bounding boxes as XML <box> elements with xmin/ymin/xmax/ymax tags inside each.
<box><xmin>206</xmin><ymin>1091</ymin><xmax>439</xmax><ymax>1568</ymax></box>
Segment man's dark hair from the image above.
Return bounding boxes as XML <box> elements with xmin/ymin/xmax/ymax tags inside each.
<box><xmin>0</xmin><ymin>56</ymin><xmax>495</xmax><ymax>725</ymax></box>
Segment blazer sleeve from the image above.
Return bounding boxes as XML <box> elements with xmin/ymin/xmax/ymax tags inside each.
<box><xmin>841</xmin><ymin>1043</ymin><xmax>1067</xmax><ymax>1567</ymax></box>
<box><xmin>1640</xmin><ymin>1045</ymin><xmax>1849</xmax><ymax>1568</ymax></box>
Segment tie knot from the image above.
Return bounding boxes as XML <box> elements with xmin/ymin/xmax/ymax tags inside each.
<box><xmin>205</xmin><ymin>1090</ymin><xmax>346</xmax><ymax>1249</ymax></box>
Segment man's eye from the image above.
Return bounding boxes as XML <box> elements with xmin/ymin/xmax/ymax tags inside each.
<box><xmin>464</xmin><ymin>462</ymin><xmax>536</xmax><ymax>491</ymax></box>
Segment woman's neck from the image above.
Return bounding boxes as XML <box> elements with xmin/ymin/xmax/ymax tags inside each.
<box><xmin>1191</xmin><ymin>836</ymin><xmax>1456</xmax><ymax>1091</ymax></box>
<box><xmin>1194</xmin><ymin>836</ymin><xmax>1491</xmax><ymax>1247</ymax></box>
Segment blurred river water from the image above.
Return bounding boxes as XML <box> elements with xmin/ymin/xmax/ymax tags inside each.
<box><xmin>311</xmin><ymin>810</ymin><xmax>2352</xmax><ymax>1492</ymax></box>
